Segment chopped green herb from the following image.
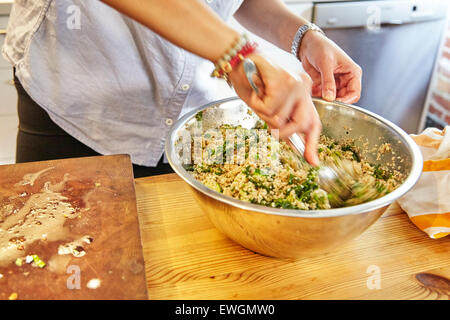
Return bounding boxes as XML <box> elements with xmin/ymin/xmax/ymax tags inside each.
<box><xmin>274</xmin><ymin>198</ymin><xmax>295</xmax><ymax>209</ymax></box>
<box><xmin>248</xmin><ymin>177</ymin><xmax>273</xmax><ymax>192</ymax></box>
<box><xmin>198</xmin><ymin>165</ymin><xmax>212</xmax><ymax>173</ymax></box>
<box><xmin>342</xmin><ymin>144</ymin><xmax>361</xmax><ymax>162</ymax></box>
<box><xmin>373</xmin><ymin>164</ymin><xmax>391</xmax><ymax>181</ymax></box>
<box><xmin>32</xmin><ymin>255</ymin><xmax>46</xmax><ymax>268</ymax></box>
<box><xmin>333</xmin><ymin>150</ymin><xmax>342</xmax><ymax>158</ymax></box>
<box><xmin>243</xmin><ymin>165</ymin><xmax>252</xmax><ymax>176</ymax></box>
<box><xmin>293</xmin><ymin>169</ymin><xmax>319</xmax><ymax>203</ymax></box>
<box><xmin>183</xmin><ymin>164</ymin><xmax>195</xmax><ymax>171</ymax></box>
<box><xmin>341</xmin><ymin>145</ymin><xmax>353</xmax><ymax>152</ymax></box>
<box><xmin>195</xmin><ymin>111</ymin><xmax>203</xmax><ymax>122</ymax></box>
<box><xmin>288</xmin><ymin>173</ymin><xmax>298</xmax><ymax>185</ymax></box>
<box><xmin>205</xmin><ymin>180</ymin><xmax>222</xmax><ymax>193</ymax></box>
<box><xmin>15</xmin><ymin>258</ymin><xmax>23</xmax><ymax>267</ymax></box>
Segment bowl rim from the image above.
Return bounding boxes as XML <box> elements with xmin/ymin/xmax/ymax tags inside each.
<box><xmin>165</xmin><ymin>97</ymin><xmax>423</xmax><ymax>218</ymax></box>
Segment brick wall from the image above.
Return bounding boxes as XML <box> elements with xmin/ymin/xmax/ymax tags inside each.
<box><xmin>427</xmin><ymin>20</ymin><xmax>450</xmax><ymax>128</ymax></box>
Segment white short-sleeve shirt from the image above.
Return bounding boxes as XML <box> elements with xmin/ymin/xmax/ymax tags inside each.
<box><xmin>2</xmin><ymin>0</ymin><xmax>243</xmax><ymax>166</ymax></box>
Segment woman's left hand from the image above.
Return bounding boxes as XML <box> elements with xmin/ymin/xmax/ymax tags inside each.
<box><xmin>298</xmin><ymin>30</ymin><xmax>363</xmax><ymax>104</ymax></box>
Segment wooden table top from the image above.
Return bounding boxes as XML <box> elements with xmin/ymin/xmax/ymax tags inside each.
<box><xmin>135</xmin><ymin>174</ymin><xmax>450</xmax><ymax>300</ymax></box>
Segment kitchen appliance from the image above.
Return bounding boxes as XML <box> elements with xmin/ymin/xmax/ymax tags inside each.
<box><xmin>165</xmin><ymin>97</ymin><xmax>423</xmax><ymax>259</ymax></box>
<box><xmin>310</xmin><ymin>0</ymin><xmax>449</xmax><ymax>133</ymax></box>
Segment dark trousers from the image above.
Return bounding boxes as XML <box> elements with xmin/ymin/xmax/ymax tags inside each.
<box><xmin>14</xmin><ymin>72</ymin><xmax>174</xmax><ymax>178</ymax></box>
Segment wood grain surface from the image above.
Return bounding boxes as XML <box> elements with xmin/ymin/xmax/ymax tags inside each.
<box><xmin>0</xmin><ymin>155</ymin><xmax>147</xmax><ymax>300</ymax></box>
<box><xmin>136</xmin><ymin>174</ymin><xmax>450</xmax><ymax>300</ymax></box>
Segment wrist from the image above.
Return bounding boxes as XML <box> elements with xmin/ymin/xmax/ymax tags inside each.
<box><xmin>290</xmin><ymin>23</ymin><xmax>325</xmax><ymax>61</ymax></box>
<box><xmin>228</xmin><ymin>52</ymin><xmax>260</xmax><ymax>83</ymax></box>
<box><xmin>209</xmin><ymin>29</ymin><xmax>240</xmax><ymax>63</ymax></box>
<box><xmin>211</xmin><ymin>34</ymin><xmax>258</xmax><ymax>85</ymax></box>
<box><xmin>298</xmin><ymin>29</ymin><xmax>322</xmax><ymax>61</ymax></box>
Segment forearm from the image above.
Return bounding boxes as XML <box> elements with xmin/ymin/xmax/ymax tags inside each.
<box><xmin>234</xmin><ymin>0</ymin><xmax>309</xmax><ymax>53</ymax></box>
<box><xmin>101</xmin><ymin>0</ymin><xmax>238</xmax><ymax>62</ymax></box>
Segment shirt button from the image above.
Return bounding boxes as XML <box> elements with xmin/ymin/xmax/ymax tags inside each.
<box><xmin>181</xmin><ymin>84</ymin><xmax>190</xmax><ymax>91</ymax></box>
<box><xmin>165</xmin><ymin>118</ymin><xmax>173</xmax><ymax>126</ymax></box>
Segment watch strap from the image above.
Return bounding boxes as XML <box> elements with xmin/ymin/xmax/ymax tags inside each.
<box><xmin>290</xmin><ymin>23</ymin><xmax>325</xmax><ymax>59</ymax></box>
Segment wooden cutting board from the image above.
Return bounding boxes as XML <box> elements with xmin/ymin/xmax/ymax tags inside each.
<box><xmin>135</xmin><ymin>174</ymin><xmax>450</xmax><ymax>300</ymax></box>
<box><xmin>0</xmin><ymin>155</ymin><xmax>147</xmax><ymax>300</ymax></box>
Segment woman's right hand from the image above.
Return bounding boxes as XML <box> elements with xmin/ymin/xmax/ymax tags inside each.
<box><xmin>228</xmin><ymin>54</ymin><xmax>322</xmax><ymax>166</ymax></box>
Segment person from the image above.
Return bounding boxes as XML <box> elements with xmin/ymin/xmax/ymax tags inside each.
<box><xmin>3</xmin><ymin>0</ymin><xmax>362</xmax><ymax>177</ymax></box>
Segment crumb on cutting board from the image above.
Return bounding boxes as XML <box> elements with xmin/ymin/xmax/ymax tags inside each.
<box><xmin>86</xmin><ymin>278</ymin><xmax>101</xmax><ymax>289</ymax></box>
<box><xmin>8</xmin><ymin>292</ymin><xmax>18</xmax><ymax>300</ymax></box>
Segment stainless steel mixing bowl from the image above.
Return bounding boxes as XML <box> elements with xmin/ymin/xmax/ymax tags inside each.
<box><xmin>165</xmin><ymin>97</ymin><xmax>423</xmax><ymax>259</ymax></box>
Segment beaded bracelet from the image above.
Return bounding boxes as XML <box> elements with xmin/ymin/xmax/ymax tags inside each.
<box><xmin>211</xmin><ymin>34</ymin><xmax>258</xmax><ymax>84</ymax></box>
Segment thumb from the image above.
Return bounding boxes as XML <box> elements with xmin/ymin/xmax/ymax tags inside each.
<box><xmin>320</xmin><ymin>67</ymin><xmax>336</xmax><ymax>101</ymax></box>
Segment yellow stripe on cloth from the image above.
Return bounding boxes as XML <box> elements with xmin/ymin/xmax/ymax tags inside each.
<box><xmin>402</xmin><ymin>127</ymin><xmax>450</xmax><ymax>239</ymax></box>
<box><xmin>422</xmin><ymin>227</ymin><xmax>450</xmax><ymax>239</ymax></box>
<box><xmin>410</xmin><ymin>212</ymin><xmax>450</xmax><ymax>234</ymax></box>
<box><xmin>423</xmin><ymin>159</ymin><xmax>450</xmax><ymax>172</ymax></box>
<box><xmin>433</xmin><ymin>233</ymin><xmax>450</xmax><ymax>239</ymax></box>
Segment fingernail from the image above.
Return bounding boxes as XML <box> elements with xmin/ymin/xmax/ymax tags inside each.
<box><xmin>310</xmin><ymin>154</ymin><xmax>319</xmax><ymax>167</ymax></box>
<box><xmin>314</xmin><ymin>155</ymin><xmax>320</xmax><ymax>167</ymax></box>
<box><xmin>324</xmin><ymin>90</ymin><xmax>335</xmax><ymax>101</ymax></box>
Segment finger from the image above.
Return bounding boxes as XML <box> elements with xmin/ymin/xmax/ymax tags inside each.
<box><xmin>278</xmin><ymin>96</ymin><xmax>322</xmax><ymax>166</ymax></box>
<box><xmin>278</xmin><ymin>116</ymin><xmax>307</xmax><ymax>139</ymax></box>
<box><xmin>257</xmin><ymin>112</ymin><xmax>277</xmax><ymax>130</ymax></box>
<box><xmin>272</xmin><ymin>89</ymin><xmax>298</xmax><ymax>127</ymax></box>
<box><xmin>335</xmin><ymin>75</ymin><xmax>361</xmax><ymax>104</ymax></box>
<box><xmin>311</xmin><ymin>83</ymin><xmax>322</xmax><ymax>97</ymax></box>
<box><xmin>335</xmin><ymin>74</ymin><xmax>349</xmax><ymax>94</ymax></box>
<box><xmin>337</xmin><ymin>86</ymin><xmax>348</xmax><ymax>100</ymax></box>
<box><xmin>278</xmin><ymin>99</ymin><xmax>311</xmax><ymax>139</ymax></box>
<box><xmin>248</xmin><ymin>90</ymin><xmax>268</xmax><ymax>114</ymax></box>
<box><xmin>301</xmin><ymin>59</ymin><xmax>321</xmax><ymax>86</ymax></box>
<box><xmin>249</xmin><ymin>55</ymin><xmax>286</xmax><ymax>117</ymax></box>
<box><xmin>252</xmin><ymin>73</ymin><xmax>265</xmax><ymax>99</ymax></box>
<box><xmin>303</xmin><ymin>120</ymin><xmax>322</xmax><ymax>166</ymax></box>
<box><xmin>319</xmin><ymin>65</ymin><xmax>337</xmax><ymax>101</ymax></box>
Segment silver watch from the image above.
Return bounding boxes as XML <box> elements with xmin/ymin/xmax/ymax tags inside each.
<box><xmin>290</xmin><ymin>23</ymin><xmax>325</xmax><ymax>59</ymax></box>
